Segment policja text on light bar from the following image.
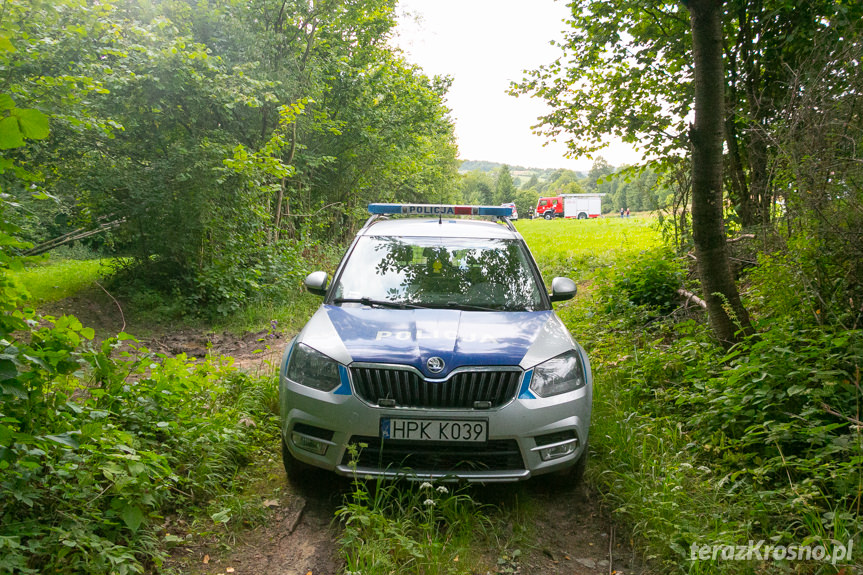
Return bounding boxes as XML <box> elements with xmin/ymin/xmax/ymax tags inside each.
<box><xmin>368</xmin><ymin>203</ymin><xmax>513</xmax><ymax>217</ymax></box>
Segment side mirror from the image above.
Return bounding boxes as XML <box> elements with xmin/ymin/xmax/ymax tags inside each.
<box><xmin>304</xmin><ymin>271</ymin><xmax>329</xmax><ymax>297</ymax></box>
<box><xmin>549</xmin><ymin>277</ymin><xmax>577</xmax><ymax>302</ymax></box>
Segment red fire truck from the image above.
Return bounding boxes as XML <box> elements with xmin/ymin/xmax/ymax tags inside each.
<box><xmin>535</xmin><ymin>194</ymin><xmax>604</xmax><ymax>220</ymax></box>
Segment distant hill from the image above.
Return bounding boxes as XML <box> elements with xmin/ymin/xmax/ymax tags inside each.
<box><xmin>458</xmin><ymin>160</ymin><xmax>586</xmax><ymax>187</ymax></box>
<box><xmin>459</xmin><ymin>160</ymin><xmax>528</xmax><ymax>173</ymax></box>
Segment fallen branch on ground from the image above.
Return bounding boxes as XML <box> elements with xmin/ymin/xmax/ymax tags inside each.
<box><xmin>822</xmin><ymin>403</ymin><xmax>863</xmax><ymax>427</ymax></box>
<box><xmin>677</xmin><ymin>288</ymin><xmax>708</xmax><ymax>309</ymax></box>
<box><xmin>727</xmin><ymin>233</ymin><xmax>756</xmax><ymax>244</ymax></box>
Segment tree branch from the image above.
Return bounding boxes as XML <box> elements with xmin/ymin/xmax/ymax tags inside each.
<box><xmin>677</xmin><ymin>288</ymin><xmax>708</xmax><ymax>309</ymax></box>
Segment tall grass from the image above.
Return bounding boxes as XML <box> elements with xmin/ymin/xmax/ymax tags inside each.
<box><xmin>10</xmin><ymin>258</ymin><xmax>112</xmax><ymax>304</ymax></box>
<box><xmin>337</xmin><ymin>474</ymin><xmax>494</xmax><ymax>574</ymax></box>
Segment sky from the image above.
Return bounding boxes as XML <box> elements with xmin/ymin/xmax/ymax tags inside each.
<box><xmin>393</xmin><ymin>0</ymin><xmax>642</xmax><ymax>172</ymax></box>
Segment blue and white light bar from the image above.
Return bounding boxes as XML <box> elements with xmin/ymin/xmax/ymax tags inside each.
<box><xmin>368</xmin><ymin>203</ymin><xmax>512</xmax><ymax>217</ymax></box>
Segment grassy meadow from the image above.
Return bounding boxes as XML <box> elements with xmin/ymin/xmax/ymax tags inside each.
<box><xmin>515</xmin><ymin>214</ymin><xmax>662</xmax><ymax>283</ymax></box>
<box><xmin>10</xmin><ymin>258</ymin><xmax>112</xmax><ymax>305</ymax></box>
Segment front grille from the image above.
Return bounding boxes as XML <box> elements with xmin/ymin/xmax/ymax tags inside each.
<box><xmin>344</xmin><ymin>436</ymin><xmax>524</xmax><ymax>472</ymax></box>
<box><xmin>349</xmin><ymin>366</ymin><xmax>521</xmax><ymax>409</ymax></box>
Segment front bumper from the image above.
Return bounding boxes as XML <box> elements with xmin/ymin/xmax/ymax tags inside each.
<box><xmin>279</xmin><ymin>368</ymin><xmax>591</xmax><ymax>482</ymax></box>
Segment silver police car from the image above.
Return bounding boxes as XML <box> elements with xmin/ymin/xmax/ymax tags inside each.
<box><xmin>279</xmin><ymin>204</ymin><xmax>592</xmax><ymax>482</ymax></box>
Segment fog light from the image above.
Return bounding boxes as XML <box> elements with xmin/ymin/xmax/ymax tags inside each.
<box><xmin>292</xmin><ymin>432</ymin><xmax>328</xmax><ymax>455</ymax></box>
<box><xmin>539</xmin><ymin>442</ymin><xmax>576</xmax><ymax>461</ymax></box>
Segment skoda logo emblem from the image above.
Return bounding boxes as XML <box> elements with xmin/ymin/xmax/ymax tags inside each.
<box><xmin>426</xmin><ymin>356</ymin><xmax>445</xmax><ymax>374</ymax></box>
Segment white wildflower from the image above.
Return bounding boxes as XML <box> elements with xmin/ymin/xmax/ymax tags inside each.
<box><xmin>424</xmin><ymin>499</ymin><xmax>436</xmax><ymax>507</ymax></box>
<box><xmin>419</xmin><ymin>482</ymin><xmax>433</xmax><ymax>490</ymax></box>
<box><xmin>679</xmin><ymin>462</ymin><xmax>693</xmax><ymax>469</ymax></box>
<box><xmin>436</xmin><ymin>485</ymin><xmax>449</xmax><ymax>494</ymax></box>
<box><xmin>697</xmin><ymin>466</ymin><xmax>711</xmax><ymax>473</ymax></box>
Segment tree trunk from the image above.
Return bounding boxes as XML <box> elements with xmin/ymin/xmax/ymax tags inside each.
<box><xmin>686</xmin><ymin>0</ymin><xmax>754</xmax><ymax>346</ymax></box>
<box><xmin>738</xmin><ymin>0</ymin><xmax>772</xmax><ymax>227</ymax></box>
<box><xmin>724</xmin><ymin>36</ymin><xmax>755</xmax><ymax>228</ymax></box>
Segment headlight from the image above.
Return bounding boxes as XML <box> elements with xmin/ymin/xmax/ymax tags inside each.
<box><xmin>529</xmin><ymin>349</ymin><xmax>585</xmax><ymax>397</ymax></box>
<box><xmin>286</xmin><ymin>343</ymin><xmax>341</xmax><ymax>392</ymax></box>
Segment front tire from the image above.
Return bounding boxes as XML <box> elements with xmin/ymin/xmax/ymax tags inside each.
<box><xmin>281</xmin><ymin>434</ymin><xmax>313</xmax><ymax>478</ymax></box>
<box><xmin>541</xmin><ymin>440</ymin><xmax>588</xmax><ymax>489</ymax></box>
<box><xmin>544</xmin><ymin>212</ymin><xmax>553</xmax><ymax>220</ymax></box>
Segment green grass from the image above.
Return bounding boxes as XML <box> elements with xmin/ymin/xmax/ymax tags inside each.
<box><xmin>336</xmin><ymin>465</ymin><xmax>535</xmax><ymax>574</ymax></box>
<box><xmin>9</xmin><ymin>256</ymin><xmax>322</xmax><ymax>336</ymax></box>
<box><xmin>515</xmin><ymin>215</ymin><xmax>662</xmax><ymax>284</ymax></box>
<box><xmin>211</xmin><ymin>291</ymin><xmax>322</xmax><ymax>335</ymax></box>
<box><xmin>337</xmin><ymin>475</ymin><xmax>495</xmax><ymax>574</ymax></box>
<box><xmin>11</xmin><ymin>258</ymin><xmax>112</xmax><ymax>304</ymax></box>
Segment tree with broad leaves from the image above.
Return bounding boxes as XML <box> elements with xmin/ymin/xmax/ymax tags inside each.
<box><xmin>511</xmin><ymin>0</ymin><xmax>863</xmax><ymax>229</ymax></box>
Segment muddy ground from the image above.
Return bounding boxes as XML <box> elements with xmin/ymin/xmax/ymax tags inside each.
<box><xmin>47</xmin><ymin>290</ymin><xmax>644</xmax><ymax>575</ymax></box>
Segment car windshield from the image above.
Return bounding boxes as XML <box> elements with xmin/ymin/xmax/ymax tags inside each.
<box><xmin>332</xmin><ymin>236</ymin><xmax>545</xmax><ymax>311</ymax></box>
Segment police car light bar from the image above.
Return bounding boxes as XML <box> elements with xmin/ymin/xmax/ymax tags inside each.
<box><xmin>368</xmin><ymin>203</ymin><xmax>513</xmax><ymax>217</ymax></box>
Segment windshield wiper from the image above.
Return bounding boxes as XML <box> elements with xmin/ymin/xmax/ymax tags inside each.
<box><xmin>332</xmin><ymin>297</ymin><xmax>424</xmax><ymax>309</ymax></box>
<box><xmin>439</xmin><ymin>301</ymin><xmax>507</xmax><ymax>312</ymax></box>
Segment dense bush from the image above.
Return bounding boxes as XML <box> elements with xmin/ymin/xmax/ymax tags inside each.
<box><xmin>563</xmin><ymin>238</ymin><xmax>863</xmax><ymax>572</ymax></box>
<box><xmin>0</xmin><ymin>302</ymin><xmax>279</xmax><ymax>573</ymax></box>
<box><xmin>600</xmin><ymin>247</ymin><xmax>685</xmax><ymax>317</ymax></box>
<box><xmin>2</xmin><ymin>0</ymin><xmax>460</xmax><ymax>317</ymax></box>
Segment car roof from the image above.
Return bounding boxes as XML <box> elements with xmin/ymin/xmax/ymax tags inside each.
<box><xmin>361</xmin><ymin>217</ymin><xmax>521</xmax><ymax>240</ymax></box>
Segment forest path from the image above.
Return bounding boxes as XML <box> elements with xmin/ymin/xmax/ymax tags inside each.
<box><xmin>46</xmin><ymin>292</ymin><xmax>644</xmax><ymax>575</ymax></box>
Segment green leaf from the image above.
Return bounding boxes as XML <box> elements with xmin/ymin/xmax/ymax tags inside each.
<box><xmin>0</xmin><ymin>424</ymin><xmax>13</xmax><ymax>444</ymax></box>
<box><xmin>0</xmin><ymin>35</ymin><xmax>14</xmax><ymax>53</ymax></box>
<box><xmin>44</xmin><ymin>433</ymin><xmax>80</xmax><ymax>449</ymax></box>
<box><xmin>211</xmin><ymin>508</ymin><xmax>231</xmax><ymax>524</ymax></box>
<box><xmin>0</xmin><ymin>382</ymin><xmax>28</xmax><ymax>399</ymax></box>
<box><xmin>121</xmin><ymin>505</ymin><xmax>144</xmax><ymax>532</ymax></box>
<box><xmin>0</xmin><ymin>94</ymin><xmax>14</xmax><ymax>111</ymax></box>
<box><xmin>0</xmin><ymin>359</ymin><xmax>17</xmax><ymax>380</ymax></box>
<box><xmin>13</xmin><ymin>109</ymin><xmax>49</xmax><ymax>140</ymax></box>
<box><xmin>0</xmin><ymin>117</ymin><xmax>24</xmax><ymax>150</ymax></box>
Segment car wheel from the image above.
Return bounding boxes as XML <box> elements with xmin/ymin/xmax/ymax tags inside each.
<box><xmin>570</xmin><ymin>441</ymin><xmax>589</xmax><ymax>480</ymax></box>
<box><xmin>542</xmin><ymin>440</ymin><xmax>588</xmax><ymax>489</ymax></box>
<box><xmin>281</xmin><ymin>434</ymin><xmax>312</xmax><ymax>478</ymax></box>
<box><xmin>578</xmin><ymin>212</ymin><xmax>588</xmax><ymax>220</ymax></box>
<box><xmin>544</xmin><ymin>212</ymin><xmax>553</xmax><ymax>220</ymax></box>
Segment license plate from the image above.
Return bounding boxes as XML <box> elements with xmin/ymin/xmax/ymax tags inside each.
<box><xmin>381</xmin><ymin>418</ymin><xmax>487</xmax><ymax>442</ymax></box>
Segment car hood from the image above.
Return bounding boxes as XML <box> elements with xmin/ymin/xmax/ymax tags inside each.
<box><xmin>297</xmin><ymin>305</ymin><xmax>576</xmax><ymax>378</ymax></box>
